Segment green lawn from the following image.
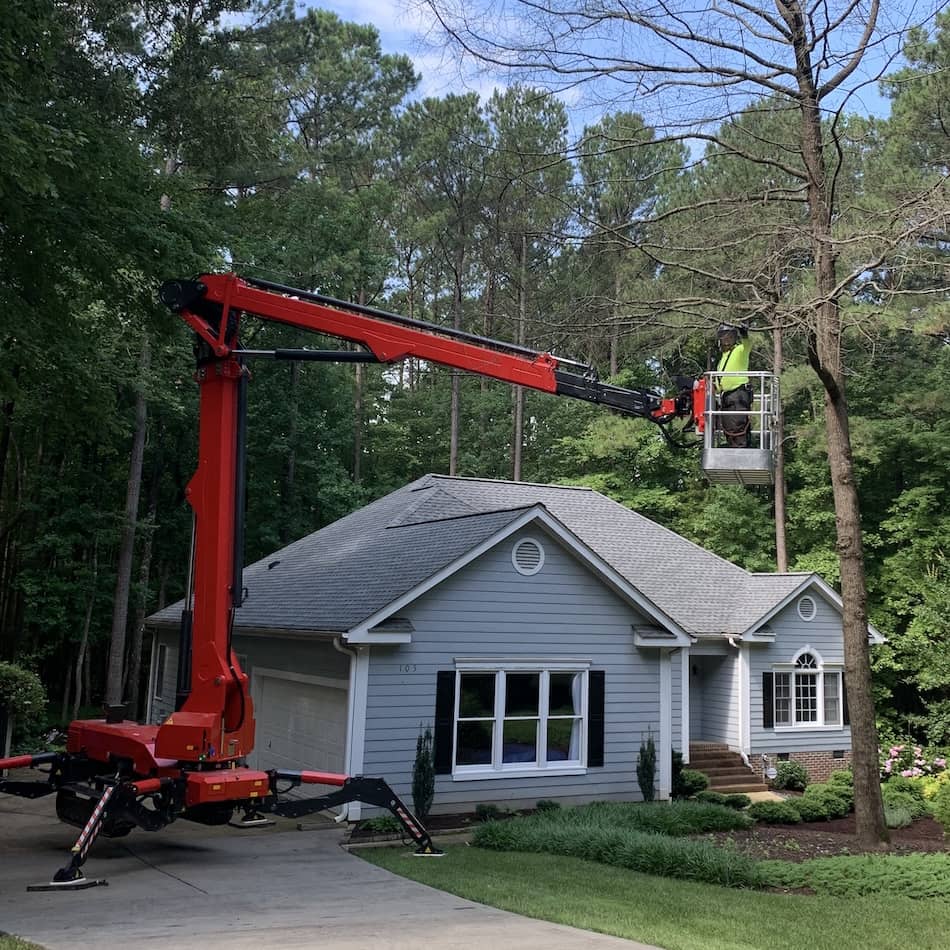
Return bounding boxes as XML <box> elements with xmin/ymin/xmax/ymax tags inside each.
<box><xmin>0</xmin><ymin>937</ymin><xmax>45</xmax><ymax>950</ymax></box>
<box><xmin>361</xmin><ymin>845</ymin><xmax>950</xmax><ymax>950</ymax></box>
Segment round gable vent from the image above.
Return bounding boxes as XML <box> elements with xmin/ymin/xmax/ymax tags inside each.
<box><xmin>797</xmin><ymin>595</ymin><xmax>817</xmax><ymax>622</ymax></box>
<box><xmin>512</xmin><ymin>538</ymin><xmax>544</xmax><ymax>576</ymax></box>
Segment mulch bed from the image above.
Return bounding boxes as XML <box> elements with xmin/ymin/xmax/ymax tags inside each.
<box><xmin>699</xmin><ymin>816</ymin><xmax>949</xmax><ymax>862</ymax></box>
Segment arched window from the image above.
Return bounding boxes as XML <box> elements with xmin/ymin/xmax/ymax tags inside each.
<box><xmin>772</xmin><ymin>648</ymin><xmax>842</xmax><ymax>728</ymax></box>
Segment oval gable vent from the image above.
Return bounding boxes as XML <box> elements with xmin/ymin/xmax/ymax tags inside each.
<box><xmin>512</xmin><ymin>538</ymin><xmax>544</xmax><ymax>576</ymax></box>
<box><xmin>797</xmin><ymin>595</ymin><xmax>817</xmax><ymax>622</ymax></box>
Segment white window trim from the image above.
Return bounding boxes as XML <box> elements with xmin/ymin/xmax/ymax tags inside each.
<box><xmin>772</xmin><ymin>647</ymin><xmax>844</xmax><ymax>730</ymax></box>
<box><xmin>452</xmin><ymin>661</ymin><xmax>590</xmax><ymax>780</ymax></box>
<box><xmin>153</xmin><ymin>643</ymin><xmax>168</xmax><ymax>701</ymax></box>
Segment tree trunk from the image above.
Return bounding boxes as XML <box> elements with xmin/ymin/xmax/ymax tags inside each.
<box><xmin>772</xmin><ymin>325</ymin><xmax>789</xmax><ymax>572</ymax></box>
<box><xmin>125</xmin><ymin>493</ymin><xmax>158</xmax><ymax>719</ymax></box>
<box><xmin>512</xmin><ymin>235</ymin><xmax>527</xmax><ymax>481</ymax></box>
<box><xmin>794</xmin><ymin>64</ymin><xmax>886</xmax><ymax>844</ymax></box>
<box><xmin>610</xmin><ymin>265</ymin><xmax>622</xmax><ymax>377</ymax></box>
<box><xmin>281</xmin><ymin>361</ymin><xmax>300</xmax><ymax>543</ymax></box>
<box><xmin>449</xmin><ymin>255</ymin><xmax>464</xmax><ymax>476</ymax></box>
<box><xmin>353</xmin><ymin>288</ymin><xmax>367</xmax><ymax>485</ymax></box>
<box><xmin>73</xmin><ymin>538</ymin><xmax>99</xmax><ymax>719</ymax></box>
<box><xmin>105</xmin><ymin>338</ymin><xmax>149</xmax><ymax>708</ymax></box>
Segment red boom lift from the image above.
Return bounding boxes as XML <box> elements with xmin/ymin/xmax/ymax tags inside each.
<box><xmin>0</xmin><ymin>273</ymin><xmax>704</xmax><ymax>889</ymax></box>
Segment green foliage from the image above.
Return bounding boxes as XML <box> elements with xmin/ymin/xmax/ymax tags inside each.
<box><xmin>474</xmin><ymin>800</ymin><xmax>752</xmax><ymax>840</ymax></box>
<box><xmin>748</xmin><ymin>800</ymin><xmax>802</xmax><ymax>824</ymax></box>
<box><xmin>359</xmin><ymin>815</ymin><xmax>403</xmax><ymax>835</ymax></box>
<box><xmin>473</xmin><ymin>805</ymin><xmax>760</xmax><ymax>888</ymax></box>
<box><xmin>828</xmin><ymin>769</ymin><xmax>854</xmax><ymax>787</ymax></box>
<box><xmin>881</xmin><ymin>786</ymin><xmax>931</xmax><ymax>820</ymax></box>
<box><xmin>411</xmin><ymin>724</ymin><xmax>435</xmax><ymax>821</ymax></box>
<box><xmin>636</xmin><ymin>732</ymin><xmax>657</xmax><ymax>802</ymax></box>
<box><xmin>884</xmin><ymin>804</ymin><xmax>913</xmax><ymax>829</ymax></box>
<box><xmin>932</xmin><ymin>781</ymin><xmax>950</xmax><ymax>836</ymax></box>
<box><xmin>535</xmin><ymin>799</ymin><xmax>561</xmax><ymax>813</ymax></box>
<box><xmin>695</xmin><ymin>791</ymin><xmax>751</xmax><ymax>810</ymax></box>
<box><xmin>0</xmin><ymin>662</ymin><xmax>47</xmax><ymax>751</ymax></box>
<box><xmin>676</xmin><ymin>769</ymin><xmax>710</xmax><ymax>798</ymax></box>
<box><xmin>475</xmin><ymin>803</ymin><xmax>504</xmax><ymax>822</ymax></box>
<box><xmin>761</xmin><ymin>853</ymin><xmax>950</xmax><ymax>900</ymax></box>
<box><xmin>793</xmin><ymin>786</ymin><xmax>852</xmax><ymax>821</ymax></box>
<box><xmin>805</xmin><ymin>782</ymin><xmax>854</xmax><ymax>811</ymax></box>
<box><xmin>772</xmin><ymin>760</ymin><xmax>809</xmax><ymax>791</ymax></box>
<box><xmin>883</xmin><ymin>775</ymin><xmax>929</xmax><ymax>802</ymax></box>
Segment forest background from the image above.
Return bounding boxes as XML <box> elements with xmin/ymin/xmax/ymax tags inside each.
<box><xmin>1</xmin><ymin>1</ymin><xmax>948</xmax><ymax>756</ymax></box>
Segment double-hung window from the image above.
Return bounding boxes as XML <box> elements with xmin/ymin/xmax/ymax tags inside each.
<box><xmin>773</xmin><ymin>651</ymin><xmax>842</xmax><ymax>728</ymax></box>
<box><xmin>454</xmin><ymin>665</ymin><xmax>588</xmax><ymax>776</ymax></box>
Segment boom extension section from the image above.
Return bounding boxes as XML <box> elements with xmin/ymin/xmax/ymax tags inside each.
<box><xmin>159</xmin><ymin>273</ymin><xmax>700</xmax><ymax>434</ymax></box>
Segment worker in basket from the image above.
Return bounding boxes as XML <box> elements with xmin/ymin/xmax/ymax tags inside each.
<box><xmin>716</xmin><ymin>323</ymin><xmax>752</xmax><ymax>447</ymax></box>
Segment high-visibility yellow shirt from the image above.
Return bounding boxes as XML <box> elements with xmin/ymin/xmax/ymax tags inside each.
<box><xmin>717</xmin><ymin>337</ymin><xmax>751</xmax><ymax>391</ymax></box>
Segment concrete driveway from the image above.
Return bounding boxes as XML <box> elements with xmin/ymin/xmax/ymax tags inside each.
<box><xmin>1</xmin><ymin>784</ymin><xmax>657</xmax><ymax>949</ymax></box>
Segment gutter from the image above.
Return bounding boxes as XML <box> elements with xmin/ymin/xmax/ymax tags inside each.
<box><xmin>332</xmin><ymin>636</ymin><xmax>358</xmax><ymax>823</ymax></box>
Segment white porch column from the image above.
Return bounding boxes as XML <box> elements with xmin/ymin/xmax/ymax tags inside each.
<box><xmin>659</xmin><ymin>649</ymin><xmax>672</xmax><ymax>799</ymax></box>
<box><xmin>681</xmin><ymin>648</ymin><xmax>690</xmax><ymax>763</ymax></box>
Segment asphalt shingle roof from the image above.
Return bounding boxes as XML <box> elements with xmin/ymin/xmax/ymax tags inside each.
<box><xmin>149</xmin><ymin>474</ymin><xmax>812</xmax><ymax>637</ymax></box>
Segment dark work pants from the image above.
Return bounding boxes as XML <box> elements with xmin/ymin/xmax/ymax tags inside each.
<box><xmin>721</xmin><ymin>386</ymin><xmax>752</xmax><ymax>447</ymax></box>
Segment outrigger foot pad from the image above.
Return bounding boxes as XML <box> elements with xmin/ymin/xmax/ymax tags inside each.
<box><xmin>229</xmin><ymin>816</ymin><xmax>274</xmax><ymax>828</ymax></box>
<box><xmin>27</xmin><ymin>877</ymin><xmax>108</xmax><ymax>892</ymax></box>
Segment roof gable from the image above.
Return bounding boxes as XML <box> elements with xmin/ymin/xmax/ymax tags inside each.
<box><xmin>347</xmin><ymin>504</ymin><xmax>689</xmax><ymax>644</ymax></box>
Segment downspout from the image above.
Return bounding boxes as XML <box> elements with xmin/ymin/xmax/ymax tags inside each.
<box><xmin>727</xmin><ymin>636</ymin><xmax>751</xmax><ymax>767</ymax></box>
<box><xmin>333</xmin><ymin>636</ymin><xmax>358</xmax><ymax>822</ymax></box>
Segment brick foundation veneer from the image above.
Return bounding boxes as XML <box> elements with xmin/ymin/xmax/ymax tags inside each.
<box><xmin>769</xmin><ymin>750</ymin><xmax>852</xmax><ymax>783</ymax></box>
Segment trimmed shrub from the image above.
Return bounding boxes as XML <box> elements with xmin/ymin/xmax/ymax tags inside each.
<box><xmin>884</xmin><ymin>804</ymin><xmax>913</xmax><ymax>829</ymax></box>
<box><xmin>789</xmin><ymin>785</ymin><xmax>851</xmax><ymax>821</ymax></box>
<box><xmin>695</xmin><ymin>790</ymin><xmax>728</xmax><ymax>807</ymax></box>
<box><xmin>360</xmin><ymin>815</ymin><xmax>402</xmax><ymax>835</ymax></box>
<box><xmin>724</xmin><ymin>793</ymin><xmax>752</xmax><ymax>810</ymax></box>
<box><xmin>805</xmin><ymin>781</ymin><xmax>853</xmax><ymax>811</ymax></box>
<box><xmin>880</xmin><ymin>786</ymin><xmax>930</xmax><ymax>820</ymax></box>
<box><xmin>828</xmin><ymin>769</ymin><xmax>853</xmax><ymax>787</ymax></box>
<box><xmin>748</xmin><ymin>800</ymin><xmax>801</xmax><ymax>824</ymax></box>
<box><xmin>695</xmin><ymin>790</ymin><xmax>751</xmax><ymax>811</ymax></box>
<box><xmin>473</xmin><ymin>816</ymin><xmax>762</xmax><ymax>888</ymax></box>
<box><xmin>922</xmin><ymin>771</ymin><xmax>950</xmax><ymax>801</ymax></box>
<box><xmin>475</xmin><ymin>803</ymin><xmax>503</xmax><ymax>822</ymax></box>
<box><xmin>411</xmin><ymin>725</ymin><xmax>435</xmax><ymax>820</ymax></box>
<box><xmin>0</xmin><ymin>662</ymin><xmax>47</xmax><ymax>752</ymax></box>
<box><xmin>932</xmin><ymin>781</ymin><xmax>950</xmax><ymax>836</ymax></box>
<box><xmin>677</xmin><ymin>769</ymin><xmax>710</xmax><ymax>798</ymax></box>
<box><xmin>637</xmin><ymin>733</ymin><xmax>657</xmax><ymax>802</ymax></box>
<box><xmin>883</xmin><ymin>775</ymin><xmax>927</xmax><ymax>803</ymax></box>
<box><xmin>772</xmin><ymin>760</ymin><xmax>809</xmax><ymax>791</ymax></box>
<box><xmin>761</xmin><ymin>853</ymin><xmax>950</xmax><ymax>899</ymax></box>
<box><xmin>535</xmin><ymin>799</ymin><xmax>561</xmax><ymax>813</ymax></box>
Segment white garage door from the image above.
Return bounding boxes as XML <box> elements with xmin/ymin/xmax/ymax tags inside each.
<box><xmin>251</xmin><ymin>671</ymin><xmax>348</xmax><ymax>777</ymax></box>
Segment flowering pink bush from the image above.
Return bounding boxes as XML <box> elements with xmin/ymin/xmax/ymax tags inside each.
<box><xmin>880</xmin><ymin>742</ymin><xmax>948</xmax><ymax>779</ymax></box>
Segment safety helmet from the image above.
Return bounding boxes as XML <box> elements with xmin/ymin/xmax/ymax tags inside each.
<box><xmin>717</xmin><ymin>323</ymin><xmax>738</xmax><ymax>339</ymax></box>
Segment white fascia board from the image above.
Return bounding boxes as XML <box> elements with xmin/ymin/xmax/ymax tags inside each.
<box><xmin>739</xmin><ymin>574</ymin><xmax>886</xmax><ymax>644</ymax></box>
<box><xmin>346</xmin><ymin>504</ymin><xmax>689</xmax><ymax>644</ymax></box>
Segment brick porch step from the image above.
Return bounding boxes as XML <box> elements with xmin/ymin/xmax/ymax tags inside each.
<box><xmin>688</xmin><ymin>743</ymin><xmax>766</xmax><ymax>793</ymax></box>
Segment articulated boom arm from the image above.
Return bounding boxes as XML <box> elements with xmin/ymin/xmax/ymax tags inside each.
<box><xmin>0</xmin><ymin>272</ymin><xmax>702</xmax><ymax>890</ymax></box>
<box><xmin>159</xmin><ymin>273</ymin><xmax>692</xmax><ymax>426</ymax></box>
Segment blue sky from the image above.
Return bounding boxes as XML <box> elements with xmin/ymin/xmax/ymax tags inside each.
<box><xmin>304</xmin><ymin>1</ymin><xmax>941</xmax><ymax>131</ymax></box>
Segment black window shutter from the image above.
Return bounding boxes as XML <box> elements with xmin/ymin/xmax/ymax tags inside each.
<box><xmin>842</xmin><ymin>675</ymin><xmax>850</xmax><ymax>726</ymax></box>
<box><xmin>588</xmin><ymin>670</ymin><xmax>605</xmax><ymax>767</ymax></box>
<box><xmin>762</xmin><ymin>672</ymin><xmax>774</xmax><ymax>729</ymax></box>
<box><xmin>433</xmin><ymin>671</ymin><xmax>456</xmax><ymax>775</ymax></box>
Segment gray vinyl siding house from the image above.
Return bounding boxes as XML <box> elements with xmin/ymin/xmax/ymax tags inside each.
<box><xmin>146</xmin><ymin>474</ymin><xmax>882</xmax><ymax>818</ymax></box>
